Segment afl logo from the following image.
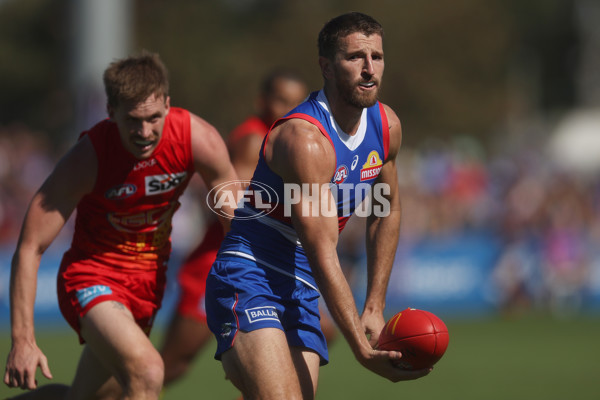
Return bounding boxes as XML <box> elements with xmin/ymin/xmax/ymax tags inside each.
<box><xmin>105</xmin><ymin>183</ymin><xmax>137</xmax><ymax>199</ymax></box>
<box><xmin>333</xmin><ymin>165</ymin><xmax>349</xmax><ymax>184</ymax></box>
<box><xmin>207</xmin><ymin>180</ymin><xmax>279</xmax><ymax>220</ymax></box>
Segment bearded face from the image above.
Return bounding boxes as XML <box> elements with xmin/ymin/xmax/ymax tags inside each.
<box><xmin>330</xmin><ymin>32</ymin><xmax>384</xmax><ymax>109</ymax></box>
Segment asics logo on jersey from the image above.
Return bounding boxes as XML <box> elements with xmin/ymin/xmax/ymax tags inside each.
<box><xmin>351</xmin><ymin>155</ymin><xmax>359</xmax><ymax>171</ymax></box>
<box><xmin>145</xmin><ymin>172</ymin><xmax>187</xmax><ymax>195</ymax></box>
<box><xmin>133</xmin><ymin>158</ymin><xmax>157</xmax><ymax>171</ymax></box>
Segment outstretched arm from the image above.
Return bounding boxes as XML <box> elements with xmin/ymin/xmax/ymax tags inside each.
<box><xmin>4</xmin><ymin>136</ymin><xmax>96</xmax><ymax>390</ymax></box>
<box><xmin>265</xmin><ymin>118</ymin><xmax>427</xmax><ymax>382</ymax></box>
<box><xmin>362</xmin><ymin>104</ymin><xmax>402</xmax><ymax>345</ymax></box>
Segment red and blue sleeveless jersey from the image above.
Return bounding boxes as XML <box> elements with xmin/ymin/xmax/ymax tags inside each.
<box><xmin>218</xmin><ymin>90</ymin><xmax>389</xmax><ymax>287</ymax></box>
<box><xmin>65</xmin><ymin>107</ymin><xmax>194</xmax><ymax>270</ymax></box>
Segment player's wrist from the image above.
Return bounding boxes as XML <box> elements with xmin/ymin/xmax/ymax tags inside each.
<box><xmin>11</xmin><ymin>321</ymin><xmax>35</xmax><ymax>340</ymax></box>
<box><xmin>11</xmin><ymin>334</ymin><xmax>36</xmax><ymax>347</ymax></box>
<box><xmin>362</xmin><ymin>300</ymin><xmax>385</xmax><ymax>316</ymax></box>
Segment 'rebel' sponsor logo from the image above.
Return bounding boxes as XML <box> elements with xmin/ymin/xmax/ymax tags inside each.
<box><xmin>145</xmin><ymin>172</ymin><xmax>187</xmax><ymax>196</ymax></box>
<box><xmin>105</xmin><ymin>183</ymin><xmax>137</xmax><ymax>199</ymax></box>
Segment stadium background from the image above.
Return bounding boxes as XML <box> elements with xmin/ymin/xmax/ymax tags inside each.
<box><xmin>1</xmin><ymin>0</ymin><xmax>599</xmax><ymax>398</ymax></box>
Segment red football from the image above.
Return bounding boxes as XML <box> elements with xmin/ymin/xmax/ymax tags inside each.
<box><xmin>377</xmin><ymin>308</ymin><xmax>449</xmax><ymax>369</ymax></box>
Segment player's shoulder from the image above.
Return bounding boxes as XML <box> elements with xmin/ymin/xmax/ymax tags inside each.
<box><xmin>186</xmin><ymin>110</ymin><xmax>229</xmax><ymax>165</ymax></box>
<box><xmin>187</xmin><ymin>110</ymin><xmax>218</xmax><ymax>135</ymax></box>
<box><xmin>267</xmin><ymin>118</ymin><xmax>335</xmax><ymax>178</ymax></box>
<box><xmin>272</xmin><ymin>117</ymin><xmax>329</xmax><ymax>151</ymax></box>
<box><xmin>378</xmin><ymin>102</ymin><xmax>401</xmax><ymax>129</ymax></box>
<box><xmin>378</xmin><ymin>102</ymin><xmax>402</xmax><ymax>158</ymax></box>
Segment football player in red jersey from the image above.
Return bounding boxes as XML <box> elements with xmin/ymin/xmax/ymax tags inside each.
<box><xmin>3</xmin><ymin>52</ymin><xmax>239</xmax><ymax>400</ymax></box>
<box><xmin>159</xmin><ymin>69</ymin><xmax>339</xmax><ymax>388</ymax></box>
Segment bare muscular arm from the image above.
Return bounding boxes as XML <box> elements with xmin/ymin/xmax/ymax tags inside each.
<box><xmin>362</xmin><ymin>104</ymin><xmax>402</xmax><ymax>345</ymax></box>
<box><xmin>265</xmin><ymin>118</ymin><xmax>426</xmax><ymax>382</ymax></box>
<box><xmin>189</xmin><ymin>113</ymin><xmax>240</xmax><ymax>229</ymax></box>
<box><xmin>5</xmin><ymin>136</ymin><xmax>97</xmax><ymax>389</ymax></box>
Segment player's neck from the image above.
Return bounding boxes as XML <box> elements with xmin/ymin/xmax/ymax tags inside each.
<box><xmin>322</xmin><ymin>87</ymin><xmax>363</xmax><ymax>136</ymax></box>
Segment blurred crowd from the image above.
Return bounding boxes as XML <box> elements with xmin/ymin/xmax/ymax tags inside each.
<box><xmin>1</xmin><ymin>123</ymin><xmax>599</xmax><ymax>317</ymax></box>
<box><xmin>392</xmin><ymin>135</ymin><xmax>599</xmax><ymax>317</ymax></box>
<box><xmin>0</xmin><ymin>124</ymin><xmax>57</xmax><ymax>246</ymax></box>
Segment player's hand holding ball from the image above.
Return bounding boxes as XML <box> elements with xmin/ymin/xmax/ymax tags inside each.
<box><xmin>377</xmin><ymin>308</ymin><xmax>449</xmax><ymax>370</ymax></box>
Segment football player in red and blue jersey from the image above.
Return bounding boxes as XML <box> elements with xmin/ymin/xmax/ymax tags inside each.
<box><xmin>205</xmin><ymin>12</ymin><xmax>431</xmax><ymax>400</ymax></box>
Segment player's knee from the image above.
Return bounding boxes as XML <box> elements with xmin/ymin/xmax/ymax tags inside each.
<box><xmin>123</xmin><ymin>350</ymin><xmax>165</xmax><ymax>395</ymax></box>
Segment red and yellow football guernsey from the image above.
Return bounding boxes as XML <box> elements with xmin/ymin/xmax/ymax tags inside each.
<box><xmin>65</xmin><ymin>107</ymin><xmax>194</xmax><ymax>270</ymax></box>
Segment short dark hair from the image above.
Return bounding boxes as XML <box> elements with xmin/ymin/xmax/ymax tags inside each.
<box><xmin>318</xmin><ymin>12</ymin><xmax>384</xmax><ymax>59</ymax></box>
<box><xmin>260</xmin><ymin>68</ymin><xmax>305</xmax><ymax>96</ymax></box>
<box><xmin>103</xmin><ymin>51</ymin><xmax>169</xmax><ymax>108</ymax></box>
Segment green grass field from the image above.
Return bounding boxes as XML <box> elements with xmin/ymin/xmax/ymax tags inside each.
<box><xmin>1</xmin><ymin>314</ymin><xmax>598</xmax><ymax>399</ymax></box>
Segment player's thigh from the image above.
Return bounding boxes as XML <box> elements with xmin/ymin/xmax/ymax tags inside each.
<box><xmin>290</xmin><ymin>346</ymin><xmax>321</xmax><ymax>400</ymax></box>
<box><xmin>79</xmin><ymin>301</ymin><xmax>163</xmax><ymax>381</ymax></box>
<box><xmin>221</xmin><ymin>328</ymin><xmax>302</xmax><ymax>400</ymax></box>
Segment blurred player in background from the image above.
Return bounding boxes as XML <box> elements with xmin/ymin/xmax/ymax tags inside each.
<box><xmin>159</xmin><ymin>68</ymin><xmax>338</xmax><ymax>388</ymax></box>
<box><xmin>205</xmin><ymin>12</ymin><xmax>431</xmax><ymax>399</ymax></box>
<box><xmin>3</xmin><ymin>52</ymin><xmax>238</xmax><ymax>400</ymax></box>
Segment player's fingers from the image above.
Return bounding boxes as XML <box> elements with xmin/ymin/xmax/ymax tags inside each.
<box><xmin>3</xmin><ymin>369</ymin><xmax>10</xmax><ymax>386</ymax></box>
<box><xmin>369</xmin><ymin>330</ymin><xmax>381</xmax><ymax>346</ymax></box>
<box><xmin>372</xmin><ymin>348</ymin><xmax>402</xmax><ymax>360</ymax></box>
<box><xmin>39</xmin><ymin>355</ymin><xmax>53</xmax><ymax>380</ymax></box>
<box><xmin>24</xmin><ymin>368</ymin><xmax>38</xmax><ymax>390</ymax></box>
<box><xmin>7</xmin><ymin>370</ymin><xmax>21</xmax><ymax>388</ymax></box>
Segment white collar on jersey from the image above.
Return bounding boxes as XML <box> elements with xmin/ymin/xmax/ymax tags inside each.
<box><xmin>316</xmin><ymin>89</ymin><xmax>367</xmax><ymax>151</ymax></box>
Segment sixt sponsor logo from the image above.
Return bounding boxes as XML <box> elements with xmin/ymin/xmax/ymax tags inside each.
<box><xmin>360</xmin><ymin>150</ymin><xmax>383</xmax><ymax>181</ymax></box>
<box><xmin>105</xmin><ymin>183</ymin><xmax>137</xmax><ymax>199</ymax></box>
<box><xmin>145</xmin><ymin>172</ymin><xmax>187</xmax><ymax>196</ymax></box>
<box><xmin>245</xmin><ymin>306</ymin><xmax>280</xmax><ymax>323</ymax></box>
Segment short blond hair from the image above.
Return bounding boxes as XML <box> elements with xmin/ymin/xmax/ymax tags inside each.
<box><xmin>103</xmin><ymin>51</ymin><xmax>169</xmax><ymax>108</ymax></box>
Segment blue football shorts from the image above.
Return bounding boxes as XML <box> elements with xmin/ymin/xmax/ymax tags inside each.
<box><xmin>205</xmin><ymin>254</ymin><xmax>329</xmax><ymax>365</ymax></box>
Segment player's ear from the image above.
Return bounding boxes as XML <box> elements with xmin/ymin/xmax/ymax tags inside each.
<box><xmin>319</xmin><ymin>56</ymin><xmax>333</xmax><ymax>80</ymax></box>
<box><xmin>164</xmin><ymin>95</ymin><xmax>171</xmax><ymax>115</ymax></box>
